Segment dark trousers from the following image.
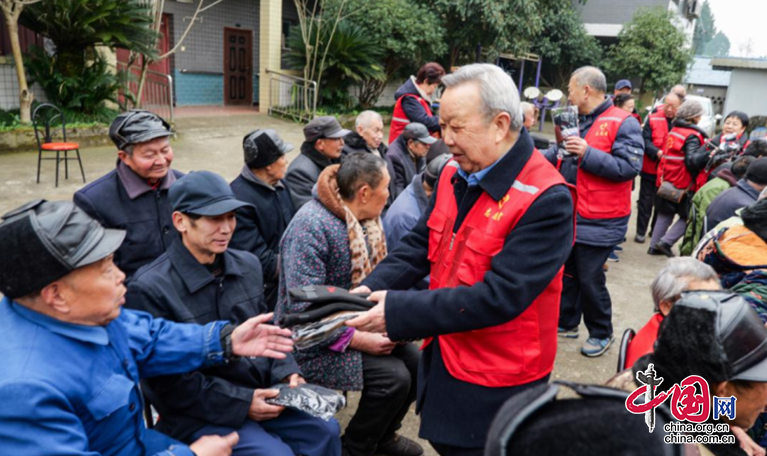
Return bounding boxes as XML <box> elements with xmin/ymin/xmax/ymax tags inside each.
<box><xmin>344</xmin><ymin>343</ymin><xmax>420</xmax><ymax>456</ymax></box>
<box><xmin>430</xmin><ymin>443</ymin><xmax>484</xmax><ymax>456</ymax></box>
<box><xmin>191</xmin><ymin>408</ymin><xmax>341</xmax><ymax>456</ymax></box>
<box><xmin>558</xmin><ymin>243</ymin><xmax>614</xmax><ymax>339</ymax></box>
<box><xmin>636</xmin><ymin>172</ymin><xmax>658</xmax><ymax>237</ymax></box>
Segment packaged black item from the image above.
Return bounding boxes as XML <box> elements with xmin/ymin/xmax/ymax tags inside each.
<box><xmin>551</xmin><ymin>106</ymin><xmax>579</xmax><ymax>159</ymax></box>
<box><xmin>291</xmin><ymin>311</ymin><xmax>364</xmax><ymax>351</ymax></box>
<box><xmin>266</xmin><ymin>383</ymin><xmax>346</xmax><ymax>421</ymax></box>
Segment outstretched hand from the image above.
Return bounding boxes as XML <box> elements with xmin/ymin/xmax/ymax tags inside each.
<box><xmin>345</xmin><ymin>291</ymin><xmax>387</xmax><ymax>334</ymax></box>
<box><xmin>231</xmin><ymin>313</ymin><xmax>294</xmax><ymax>359</ymax></box>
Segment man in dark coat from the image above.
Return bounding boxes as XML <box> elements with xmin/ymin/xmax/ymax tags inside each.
<box><xmin>74</xmin><ymin>111</ymin><xmax>183</xmax><ymax>283</ymax></box>
<box><xmin>386</xmin><ymin>123</ymin><xmax>435</xmax><ymax>201</ymax></box>
<box><xmin>343</xmin><ymin>111</ymin><xmax>397</xmax><ymax>211</ymax></box>
<box><xmin>343</xmin><ymin>111</ymin><xmax>388</xmax><ymax>158</ymax></box>
<box><xmin>230</xmin><ymin>129</ymin><xmax>297</xmax><ymax>311</ymax></box>
<box><xmin>543</xmin><ymin>67</ymin><xmax>644</xmax><ymax>358</ymax></box>
<box><xmin>127</xmin><ymin>171</ymin><xmax>341</xmax><ymax>456</ymax></box>
<box><xmin>706</xmin><ymin>158</ymin><xmax>767</xmax><ymax>228</ymax></box>
<box><xmin>346</xmin><ymin>64</ymin><xmax>575</xmax><ymax>456</ymax></box>
<box><xmin>285</xmin><ymin>116</ymin><xmax>350</xmax><ymax>209</ymax></box>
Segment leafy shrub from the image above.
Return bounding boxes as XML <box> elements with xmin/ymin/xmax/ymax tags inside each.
<box><xmin>26</xmin><ymin>46</ymin><xmax>125</xmax><ymax>115</ymax></box>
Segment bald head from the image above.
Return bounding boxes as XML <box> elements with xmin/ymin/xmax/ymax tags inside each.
<box><xmin>663</xmin><ymin>93</ymin><xmax>682</xmax><ymax>119</ymax></box>
<box><xmin>671</xmin><ymin>84</ymin><xmax>687</xmax><ymax>99</ymax></box>
<box><xmin>520</xmin><ymin>102</ymin><xmax>537</xmax><ymax>129</ymax></box>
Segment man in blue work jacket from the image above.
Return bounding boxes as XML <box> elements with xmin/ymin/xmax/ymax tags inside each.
<box><xmin>74</xmin><ymin>111</ymin><xmax>184</xmax><ymax>282</ymax></box>
<box><xmin>127</xmin><ymin>171</ymin><xmax>341</xmax><ymax>456</ymax></box>
<box><xmin>0</xmin><ymin>199</ymin><xmax>294</xmax><ymax>456</ymax></box>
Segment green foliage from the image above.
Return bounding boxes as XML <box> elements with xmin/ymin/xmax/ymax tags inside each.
<box><xmin>703</xmin><ymin>32</ymin><xmax>730</xmax><ymax>57</ymax></box>
<box><xmin>286</xmin><ymin>21</ymin><xmax>385</xmax><ymax>109</ymax></box>
<box><xmin>25</xmin><ymin>46</ymin><xmax>125</xmax><ymax>115</ymax></box>
<box><xmin>531</xmin><ymin>2</ymin><xmax>603</xmax><ymax>88</ymax></box>
<box><xmin>419</xmin><ymin>0</ymin><xmax>573</xmax><ymax>67</ymax></box>
<box><xmin>327</xmin><ymin>0</ymin><xmax>446</xmax><ymax>107</ymax></box>
<box><xmin>692</xmin><ymin>0</ymin><xmax>730</xmax><ymax>57</ymax></box>
<box><xmin>0</xmin><ymin>104</ymin><xmax>117</xmax><ymax>131</ymax></box>
<box><xmin>605</xmin><ymin>7</ymin><xmax>693</xmax><ymax>96</ymax></box>
<box><xmin>21</xmin><ymin>0</ymin><xmax>158</xmax><ymax>68</ymax></box>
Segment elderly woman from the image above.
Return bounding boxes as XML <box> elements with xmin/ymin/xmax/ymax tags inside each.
<box><xmin>624</xmin><ymin>258</ymin><xmax>720</xmax><ymax>368</ymax></box>
<box><xmin>699</xmin><ymin>111</ymin><xmax>751</xmax><ymax>158</ymax></box>
<box><xmin>276</xmin><ymin>152</ymin><xmax>422</xmax><ymax>456</ymax></box>
<box><xmin>613</xmin><ymin>93</ymin><xmax>635</xmax><ymax>114</ymax></box>
<box><xmin>609</xmin><ymin>291</ymin><xmax>767</xmax><ymax>456</ymax></box>
<box><xmin>650</xmin><ymin>99</ymin><xmax>710</xmax><ymax>257</ymax></box>
<box><xmin>389</xmin><ymin>62</ymin><xmax>445</xmax><ymax>143</ymax></box>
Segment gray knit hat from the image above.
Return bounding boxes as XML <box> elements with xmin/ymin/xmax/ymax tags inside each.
<box><xmin>675</xmin><ymin>99</ymin><xmax>705</xmax><ymax>122</ymax></box>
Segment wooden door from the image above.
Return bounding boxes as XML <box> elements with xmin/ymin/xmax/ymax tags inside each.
<box><xmin>224</xmin><ymin>28</ymin><xmax>252</xmax><ymax>106</ymax></box>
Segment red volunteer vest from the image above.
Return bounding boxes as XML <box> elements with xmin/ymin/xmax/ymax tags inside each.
<box><xmin>424</xmin><ymin>150</ymin><xmax>574</xmax><ymax>388</ymax></box>
<box><xmin>643</xmin><ymin>109</ymin><xmax>670</xmax><ymax>175</ymax></box>
<box><xmin>390</xmin><ymin>93</ymin><xmax>434</xmax><ymax>143</ymax></box>
<box><xmin>658</xmin><ymin>126</ymin><xmax>704</xmax><ymax>190</ymax></box>
<box><xmin>576</xmin><ymin>106</ymin><xmax>633</xmax><ymax>219</ymax></box>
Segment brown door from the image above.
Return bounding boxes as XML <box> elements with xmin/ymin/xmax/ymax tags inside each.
<box><xmin>224</xmin><ymin>28</ymin><xmax>253</xmax><ymax>106</ymax></box>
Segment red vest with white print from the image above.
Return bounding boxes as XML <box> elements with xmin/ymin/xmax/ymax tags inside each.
<box><xmin>659</xmin><ymin>126</ymin><xmax>704</xmax><ymax>191</ymax></box>
<box><xmin>424</xmin><ymin>150</ymin><xmax>575</xmax><ymax>388</ymax></box>
<box><xmin>390</xmin><ymin>94</ymin><xmax>433</xmax><ymax>143</ymax></box>
<box><xmin>643</xmin><ymin>108</ymin><xmax>670</xmax><ymax>175</ymax></box>
<box><xmin>576</xmin><ymin>106</ymin><xmax>633</xmax><ymax>219</ymax></box>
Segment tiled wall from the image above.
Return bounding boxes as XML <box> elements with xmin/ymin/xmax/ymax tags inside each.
<box><xmin>164</xmin><ymin>0</ymin><xmax>259</xmax><ymax>105</ymax></box>
<box><xmin>0</xmin><ymin>63</ymin><xmax>48</xmax><ymax>111</ymax></box>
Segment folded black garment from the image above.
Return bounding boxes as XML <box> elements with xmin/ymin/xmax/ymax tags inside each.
<box><xmin>289</xmin><ymin>285</ymin><xmax>371</xmax><ymax>309</ymax></box>
<box><xmin>279</xmin><ymin>302</ymin><xmax>373</xmax><ymax>328</ymax></box>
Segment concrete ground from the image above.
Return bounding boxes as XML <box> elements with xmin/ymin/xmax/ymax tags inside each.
<box><xmin>0</xmin><ymin>113</ymin><xmax>670</xmax><ymax>455</ymax></box>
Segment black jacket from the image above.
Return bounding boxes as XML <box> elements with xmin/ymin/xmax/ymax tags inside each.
<box><xmin>642</xmin><ymin>113</ymin><xmax>673</xmax><ymax>164</ymax></box>
<box><xmin>673</xmin><ymin>119</ymin><xmax>710</xmax><ymax>177</ymax></box>
<box><xmin>361</xmin><ymin>128</ymin><xmax>575</xmax><ymax>448</ymax></box>
<box><xmin>342</xmin><ymin>131</ymin><xmax>388</xmax><ymax>157</ymax></box>
<box><xmin>230</xmin><ymin>166</ymin><xmax>296</xmax><ymax>310</ymax></box>
<box><xmin>393</xmin><ymin>77</ymin><xmax>440</xmax><ymax>134</ymax></box>
<box><xmin>386</xmin><ymin>136</ymin><xmax>426</xmax><ymax>201</ymax></box>
<box><xmin>284</xmin><ymin>142</ymin><xmax>338</xmax><ymax>209</ymax></box>
<box><xmin>126</xmin><ymin>240</ymin><xmax>301</xmax><ymax>442</ymax></box>
<box><xmin>74</xmin><ymin>162</ymin><xmax>184</xmax><ymax>282</ymax></box>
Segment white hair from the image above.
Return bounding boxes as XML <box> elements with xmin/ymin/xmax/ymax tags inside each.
<box><xmin>650</xmin><ymin>258</ymin><xmax>719</xmax><ymax>311</ymax></box>
<box><xmin>441</xmin><ymin>63</ymin><xmax>523</xmax><ymax>131</ymax></box>
<box><xmin>355</xmin><ymin>110</ymin><xmax>383</xmax><ymax>129</ymax></box>
<box><xmin>572</xmin><ymin>66</ymin><xmax>607</xmax><ymax>94</ymax></box>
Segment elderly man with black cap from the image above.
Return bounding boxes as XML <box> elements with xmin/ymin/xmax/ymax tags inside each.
<box><xmin>0</xmin><ymin>200</ymin><xmax>294</xmax><ymax>456</ymax></box>
<box><xmin>74</xmin><ymin>110</ymin><xmax>183</xmax><ymax>282</ymax></box>
<box><xmin>607</xmin><ymin>291</ymin><xmax>767</xmax><ymax>456</ymax></box>
<box><xmin>386</xmin><ymin>122</ymin><xmax>437</xmax><ymax>201</ymax></box>
<box><xmin>230</xmin><ymin>130</ymin><xmax>297</xmax><ymax>311</ymax></box>
<box><xmin>285</xmin><ymin>116</ymin><xmax>351</xmax><ymax>209</ymax></box>
<box><xmin>127</xmin><ymin>171</ymin><xmax>341</xmax><ymax>456</ymax></box>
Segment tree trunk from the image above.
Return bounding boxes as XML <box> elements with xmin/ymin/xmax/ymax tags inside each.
<box><xmin>5</xmin><ymin>12</ymin><xmax>34</xmax><ymax>124</ymax></box>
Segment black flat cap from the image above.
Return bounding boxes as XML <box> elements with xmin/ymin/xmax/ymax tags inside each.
<box><xmin>110</xmin><ymin>110</ymin><xmax>172</xmax><ymax>151</ymax></box>
<box><xmin>0</xmin><ymin>200</ymin><xmax>126</xmax><ymax>298</ymax></box>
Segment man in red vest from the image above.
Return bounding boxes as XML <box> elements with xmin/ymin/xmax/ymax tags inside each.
<box><xmin>345</xmin><ymin>64</ymin><xmax>575</xmax><ymax>456</ymax></box>
<box><xmin>635</xmin><ymin>93</ymin><xmax>682</xmax><ymax>243</ymax></box>
<box><xmin>555</xmin><ymin>66</ymin><xmax>644</xmax><ymax>357</ymax></box>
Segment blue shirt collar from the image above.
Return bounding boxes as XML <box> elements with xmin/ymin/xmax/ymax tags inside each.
<box><xmin>4</xmin><ymin>297</ymin><xmax>110</xmax><ymax>345</ymax></box>
<box><xmin>456</xmin><ymin>156</ymin><xmax>502</xmax><ymax>187</ymax></box>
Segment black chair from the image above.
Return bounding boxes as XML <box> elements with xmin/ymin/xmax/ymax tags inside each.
<box><xmin>616</xmin><ymin>328</ymin><xmax>636</xmax><ymax>373</ymax></box>
<box><xmin>32</xmin><ymin>103</ymin><xmax>86</xmax><ymax>187</ymax></box>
